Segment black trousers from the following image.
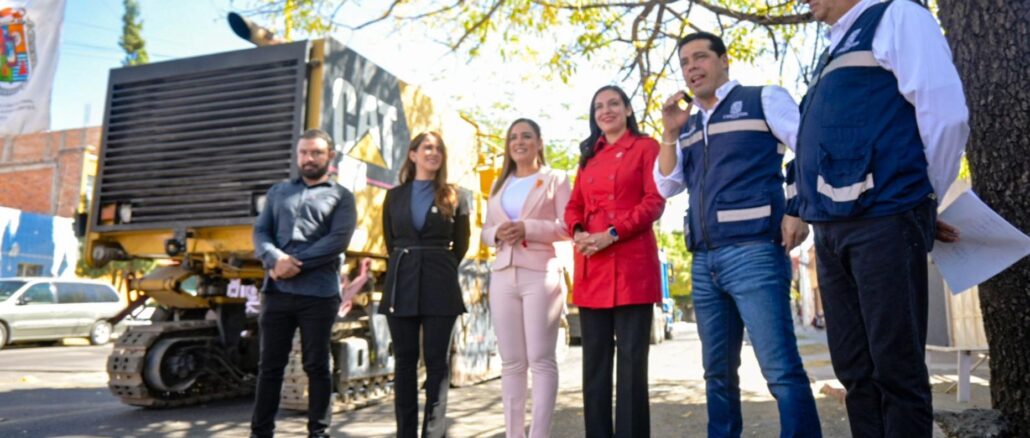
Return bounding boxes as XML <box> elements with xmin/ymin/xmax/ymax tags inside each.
<box><xmin>580</xmin><ymin>304</ymin><xmax>653</xmax><ymax>438</ymax></box>
<box><xmin>387</xmin><ymin>314</ymin><xmax>458</xmax><ymax>438</ymax></box>
<box><xmin>251</xmin><ymin>292</ymin><xmax>340</xmax><ymax>438</ymax></box>
<box><xmin>813</xmin><ymin>199</ymin><xmax>936</xmax><ymax>437</ymax></box>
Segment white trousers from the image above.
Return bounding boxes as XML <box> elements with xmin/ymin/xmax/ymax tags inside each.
<box><xmin>489</xmin><ymin>266</ymin><xmax>563</xmax><ymax>438</ymax></box>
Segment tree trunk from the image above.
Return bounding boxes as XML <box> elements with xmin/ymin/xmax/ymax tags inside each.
<box><xmin>937</xmin><ymin>0</ymin><xmax>1030</xmax><ymax>434</ymax></box>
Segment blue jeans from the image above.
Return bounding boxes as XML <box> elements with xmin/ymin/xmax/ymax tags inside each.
<box><xmin>692</xmin><ymin>242</ymin><xmax>821</xmax><ymax>438</ymax></box>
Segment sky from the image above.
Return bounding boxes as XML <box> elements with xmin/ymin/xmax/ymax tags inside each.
<box><xmin>55</xmin><ymin>0</ymin><xmax>252</xmax><ymax>129</ymax></box>
<box><xmin>52</xmin><ymin>0</ymin><xmax>817</xmax><ymax>232</ymax></box>
<box><xmin>54</xmin><ymin>0</ymin><xmax>630</xmax><ymax>135</ymax></box>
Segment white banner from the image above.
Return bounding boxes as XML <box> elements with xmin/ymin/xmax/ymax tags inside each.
<box><xmin>0</xmin><ymin>0</ymin><xmax>65</xmax><ymax>135</ymax></box>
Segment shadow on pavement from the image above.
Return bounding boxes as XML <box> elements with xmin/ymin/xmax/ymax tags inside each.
<box><xmin>0</xmin><ymin>387</ymin><xmax>256</xmax><ymax>437</ymax></box>
<box><xmin>546</xmin><ymin>380</ymin><xmax>851</xmax><ymax>438</ymax></box>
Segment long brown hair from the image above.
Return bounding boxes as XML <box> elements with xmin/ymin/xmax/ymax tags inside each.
<box><xmin>491</xmin><ymin>118</ymin><xmax>548</xmax><ymax>196</ymax></box>
<box><xmin>399</xmin><ymin>131</ymin><xmax>457</xmax><ymax>218</ymax></box>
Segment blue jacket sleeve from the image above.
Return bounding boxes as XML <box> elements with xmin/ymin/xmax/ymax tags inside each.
<box><xmin>253</xmin><ymin>184</ymin><xmax>285</xmax><ymax>269</ymax></box>
<box><xmin>292</xmin><ymin>187</ymin><xmax>357</xmax><ymax>270</ymax></box>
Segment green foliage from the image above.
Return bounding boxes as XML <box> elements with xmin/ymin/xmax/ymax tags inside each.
<box><xmin>545</xmin><ymin>142</ymin><xmax>578</xmax><ymax>172</ymax></box>
<box><xmin>243</xmin><ymin>1</ymin><xmax>816</xmax><ymax>129</ymax></box>
<box><xmin>241</xmin><ymin>0</ymin><xmax>332</xmax><ymax>39</ymax></box>
<box><xmin>459</xmin><ymin>105</ymin><xmax>580</xmax><ymax>174</ymax></box>
<box><xmin>958</xmin><ymin>155</ymin><xmax>971</xmax><ymax>180</ymax></box>
<box><xmin>657</xmin><ymin>230</ymin><xmax>692</xmax><ymax>298</ymax></box>
<box><xmin>119</xmin><ymin>0</ymin><xmax>149</xmax><ymax>66</ymax></box>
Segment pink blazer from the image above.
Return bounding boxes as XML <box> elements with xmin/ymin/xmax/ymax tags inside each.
<box><xmin>481</xmin><ymin>167</ymin><xmax>572</xmax><ymax>272</ymax></box>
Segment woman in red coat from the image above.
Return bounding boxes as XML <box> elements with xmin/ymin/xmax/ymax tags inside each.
<box><xmin>564</xmin><ymin>85</ymin><xmax>665</xmax><ymax>437</ymax></box>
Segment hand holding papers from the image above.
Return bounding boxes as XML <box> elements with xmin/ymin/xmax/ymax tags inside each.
<box><xmin>930</xmin><ymin>191</ymin><xmax>1030</xmax><ymax>294</ymax></box>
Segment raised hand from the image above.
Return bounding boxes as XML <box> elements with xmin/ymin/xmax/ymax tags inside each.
<box><xmin>661</xmin><ymin>91</ymin><xmax>693</xmax><ymax>143</ymax></box>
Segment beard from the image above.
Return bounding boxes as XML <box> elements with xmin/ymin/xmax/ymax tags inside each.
<box><xmin>301</xmin><ymin>162</ymin><xmax>330</xmax><ymax>180</ymax></box>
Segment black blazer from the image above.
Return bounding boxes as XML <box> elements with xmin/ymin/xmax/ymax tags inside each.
<box><xmin>379</xmin><ymin>181</ymin><xmax>470</xmax><ymax>316</ymax></box>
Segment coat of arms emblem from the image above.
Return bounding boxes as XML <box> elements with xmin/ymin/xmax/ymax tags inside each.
<box><xmin>0</xmin><ymin>8</ymin><xmax>31</xmax><ymax>84</ymax></box>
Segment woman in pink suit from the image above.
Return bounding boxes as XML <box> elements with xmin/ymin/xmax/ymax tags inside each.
<box><xmin>482</xmin><ymin>118</ymin><xmax>572</xmax><ymax>438</ymax></box>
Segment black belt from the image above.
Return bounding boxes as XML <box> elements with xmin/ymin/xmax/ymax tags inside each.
<box><xmin>388</xmin><ymin>245</ymin><xmax>450</xmax><ymax>314</ymax></box>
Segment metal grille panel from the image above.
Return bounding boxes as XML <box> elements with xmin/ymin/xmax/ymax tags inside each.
<box><xmin>93</xmin><ymin>42</ymin><xmax>308</xmax><ymax>231</ymax></box>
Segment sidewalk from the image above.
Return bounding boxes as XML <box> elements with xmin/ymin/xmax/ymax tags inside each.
<box><xmin>306</xmin><ymin>322</ymin><xmax>990</xmax><ymax>436</ymax></box>
<box><xmin>0</xmin><ymin>324</ymin><xmax>989</xmax><ymax>437</ymax></box>
<box><xmin>324</xmin><ymin>322</ymin><xmax>858</xmax><ymax>437</ymax></box>
<box><xmin>794</xmin><ymin>325</ymin><xmax>991</xmax><ymax>437</ymax></box>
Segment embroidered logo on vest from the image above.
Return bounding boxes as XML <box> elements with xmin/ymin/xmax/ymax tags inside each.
<box><xmin>723</xmin><ymin>101</ymin><xmax>749</xmax><ymax>120</ymax></box>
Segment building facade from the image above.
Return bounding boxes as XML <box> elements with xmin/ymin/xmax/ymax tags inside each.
<box><xmin>0</xmin><ymin>127</ymin><xmax>98</xmax><ymax>218</ymax></box>
<box><xmin>0</xmin><ymin>127</ymin><xmax>98</xmax><ymax>277</ymax></box>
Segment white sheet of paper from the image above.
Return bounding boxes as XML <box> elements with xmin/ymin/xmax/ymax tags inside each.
<box><xmin>930</xmin><ymin>191</ymin><xmax>1030</xmax><ymax>294</ymax></box>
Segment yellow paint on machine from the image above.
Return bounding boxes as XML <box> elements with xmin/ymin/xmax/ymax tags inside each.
<box><xmin>86</xmin><ymin>37</ymin><xmax>502</xmax><ymax>304</ymax></box>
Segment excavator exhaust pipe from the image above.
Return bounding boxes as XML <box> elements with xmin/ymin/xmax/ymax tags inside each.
<box><xmin>228</xmin><ymin>12</ymin><xmax>284</xmax><ymax>46</ymax></box>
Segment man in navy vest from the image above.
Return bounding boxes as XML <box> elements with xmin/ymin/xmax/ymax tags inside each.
<box><xmin>655</xmin><ymin>32</ymin><xmax>821</xmax><ymax>437</ymax></box>
<box><xmin>796</xmin><ymin>0</ymin><xmax>968</xmax><ymax>436</ymax></box>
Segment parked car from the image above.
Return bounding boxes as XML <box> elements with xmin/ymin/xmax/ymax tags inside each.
<box><xmin>0</xmin><ymin>277</ymin><xmax>126</xmax><ymax>349</ymax></box>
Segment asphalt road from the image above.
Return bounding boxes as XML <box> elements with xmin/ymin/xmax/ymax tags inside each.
<box><xmin>0</xmin><ymin>324</ymin><xmax>980</xmax><ymax>437</ymax></box>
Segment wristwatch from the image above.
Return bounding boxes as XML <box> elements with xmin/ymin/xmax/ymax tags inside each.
<box><xmin>608</xmin><ymin>226</ymin><xmax>619</xmax><ymax>242</ymax></box>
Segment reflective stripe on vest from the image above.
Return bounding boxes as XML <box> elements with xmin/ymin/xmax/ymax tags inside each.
<box><xmin>716</xmin><ymin>205</ymin><xmax>772</xmax><ymax>223</ymax></box>
<box><xmin>816</xmin><ymin>173</ymin><xmax>875</xmax><ymax>202</ymax></box>
<box><xmin>682</xmin><ymin>118</ymin><xmax>771</xmax><ymax>149</ymax></box>
<box><xmin>808</xmin><ymin>50</ymin><xmax>879</xmax><ymax>90</ymax></box>
<box><xmin>708</xmin><ymin>119</ymin><xmax>769</xmax><ymax>136</ymax></box>
<box><xmin>679</xmin><ymin>130</ymin><xmax>703</xmax><ymax>147</ymax></box>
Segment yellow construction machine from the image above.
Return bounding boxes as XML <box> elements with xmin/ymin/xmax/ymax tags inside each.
<box><xmin>82</xmin><ymin>14</ymin><xmax>503</xmax><ymax>409</ymax></box>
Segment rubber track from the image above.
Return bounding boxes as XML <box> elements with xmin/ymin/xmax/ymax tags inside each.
<box><xmin>107</xmin><ymin>320</ymin><xmax>253</xmax><ymax>407</ymax></box>
<box><xmin>280</xmin><ymin>333</ymin><xmax>394</xmax><ymax>412</ymax></box>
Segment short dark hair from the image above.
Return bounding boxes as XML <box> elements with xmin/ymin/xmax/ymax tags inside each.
<box><xmin>677</xmin><ymin>32</ymin><xmax>727</xmax><ymax>57</ymax></box>
<box><xmin>299</xmin><ymin>128</ymin><xmax>333</xmax><ymax>148</ymax></box>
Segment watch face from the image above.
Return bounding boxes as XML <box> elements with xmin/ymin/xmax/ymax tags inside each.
<box><xmin>609</xmin><ymin>228</ymin><xmax>618</xmax><ymax>237</ymax></box>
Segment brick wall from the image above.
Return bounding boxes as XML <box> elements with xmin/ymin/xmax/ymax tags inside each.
<box><xmin>0</xmin><ymin>127</ymin><xmax>99</xmax><ymax>218</ymax></box>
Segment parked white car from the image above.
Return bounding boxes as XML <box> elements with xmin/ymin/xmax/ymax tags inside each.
<box><xmin>0</xmin><ymin>277</ymin><xmax>126</xmax><ymax>349</ymax></box>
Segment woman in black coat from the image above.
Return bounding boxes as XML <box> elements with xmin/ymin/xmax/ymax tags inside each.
<box><xmin>379</xmin><ymin>131</ymin><xmax>470</xmax><ymax>438</ymax></box>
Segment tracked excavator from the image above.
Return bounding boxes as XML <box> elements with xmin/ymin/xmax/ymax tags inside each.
<box><xmin>82</xmin><ymin>14</ymin><xmax>509</xmax><ymax>409</ymax></box>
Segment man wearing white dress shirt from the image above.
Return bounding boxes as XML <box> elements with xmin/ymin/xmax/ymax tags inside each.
<box><xmin>656</xmin><ymin>32</ymin><xmax>821</xmax><ymax>437</ymax></box>
<box><xmin>796</xmin><ymin>0</ymin><xmax>969</xmax><ymax>436</ymax></box>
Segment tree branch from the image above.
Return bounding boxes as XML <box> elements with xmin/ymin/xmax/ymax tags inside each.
<box><xmin>450</xmin><ymin>0</ymin><xmax>507</xmax><ymax>51</ymax></box>
<box><xmin>352</xmin><ymin>0</ymin><xmax>405</xmax><ymax>30</ymax></box>
<box><xmin>397</xmin><ymin>0</ymin><xmax>464</xmax><ymax>21</ymax></box>
<box><xmin>690</xmin><ymin>0</ymin><xmax>813</xmax><ymax>25</ymax></box>
<box><xmin>530</xmin><ymin>0</ymin><xmax>813</xmax><ymax>26</ymax></box>
<box><xmin>530</xmin><ymin>0</ymin><xmax>659</xmax><ymax>11</ymax></box>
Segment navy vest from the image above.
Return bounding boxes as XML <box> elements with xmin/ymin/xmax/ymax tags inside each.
<box><xmin>796</xmin><ymin>0</ymin><xmax>934</xmax><ymax>222</ymax></box>
<box><xmin>679</xmin><ymin>85</ymin><xmax>787</xmax><ymax>251</ymax></box>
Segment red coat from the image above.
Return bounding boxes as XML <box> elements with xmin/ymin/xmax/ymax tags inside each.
<box><xmin>564</xmin><ymin>131</ymin><xmax>665</xmax><ymax>308</ymax></box>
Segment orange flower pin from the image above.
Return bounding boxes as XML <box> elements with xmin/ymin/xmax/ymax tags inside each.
<box><xmin>534</xmin><ymin>179</ymin><xmax>543</xmax><ymax>189</ymax></box>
